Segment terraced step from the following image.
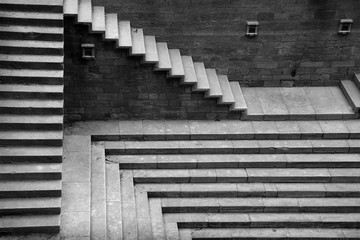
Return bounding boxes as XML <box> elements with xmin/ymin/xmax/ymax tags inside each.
<box><xmin>0</xmin><ymin>163</ymin><xmax>61</xmax><ymax>179</ymax></box>
<box><xmin>0</xmin><ymin>146</ymin><xmax>62</xmax><ymax>163</ymax></box>
<box><xmin>0</xmin><ymin>179</ymin><xmax>62</xmax><ymax>198</ymax></box>
<box><xmin>0</xmin><ymin>11</ymin><xmax>63</xmax><ymax>27</ymax></box>
<box><xmin>0</xmin><ymin>84</ymin><xmax>63</xmax><ymax>99</ymax></box>
<box><xmin>0</xmin><ymin>197</ymin><xmax>61</xmax><ymax>215</ymax></box>
<box><xmin>0</xmin><ymin>99</ymin><xmax>63</xmax><ymax>115</ymax></box>
<box><xmin>0</xmin><ymin>0</ymin><xmax>63</xmax><ymax>14</ymax></box>
<box><xmin>0</xmin><ymin>214</ymin><xmax>60</xmax><ymax>233</ymax></box>
<box><xmin>341</xmin><ymin>80</ymin><xmax>360</xmax><ymax>112</ymax></box>
<box><xmin>0</xmin><ymin>130</ymin><xmax>63</xmax><ymax>146</ymax></box>
<box><xmin>0</xmin><ymin>115</ymin><xmax>63</xmax><ymax>130</ymax></box>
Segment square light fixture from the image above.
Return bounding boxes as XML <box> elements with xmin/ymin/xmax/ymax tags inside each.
<box><xmin>338</xmin><ymin>19</ymin><xmax>353</xmax><ymax>35</ymax></box>
<box><xmin>81</xmin><ymin>43</ymin><xmax>95</xmax><ymax>59</ymax></box>
<box><xmin>246</xmin><ymin>21</ymin><xmax>259</xmax><ymax>37</ymax></box>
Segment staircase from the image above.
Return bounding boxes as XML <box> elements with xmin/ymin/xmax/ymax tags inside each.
<box><xmin>0</xmin><ymin>0</ymin><xmax>64</xmax><ymax>234</ymax></box>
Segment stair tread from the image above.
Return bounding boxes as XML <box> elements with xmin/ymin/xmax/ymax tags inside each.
<box><xmin>144</xmin><ymin>35</ymin><xmax>159</xmax><ymax>63</ymax></box>
<box><xmin>230</xmin><ymin>81</ymin><xmax>247</xmax><ymax>111</ymax></box>
<box><xmin>0</xmin><ymin>146</ymin><xmax>62</xmax><ymax>156</ymax></box>
<box><xmin>0</xmin><ymin>11</ymin><xmax>62</xmax><ymax>20</ymax></box>
<box><xmin>206</xmin><ymin>69</ymin><xmax>222</xmax><ymax>98</ymax></box>
<box><xmin>130</xmin><ymin>28</ymin><xmax>146</xmax><ymax>55</ymax></box>
<box><xmin>328</xmin><ymin>86</ymin><xmax>355</xmax><ymax>116</ymax></box>
<box><xmin>0</xmin><ymin>25</ymin><xmax>63</xmax><ymax>34</ymax></box>
<box><xmin>218</xmin><ymin>75</ymin><xmax>235</xmax><ymax>104</ymax></box>
<box><xmin>0</xmin><ymin>84</ymin><xmax>63</xmax><ymax>92</ymax></box>
<box><xmin>168</xmin><ymin>49</ymin><xmax>185</xmax><ymax>77</ymax></box>
<box><xmin>341</xmin><ymin>80</ymin><xmax>360</xmax><ymax>110</ymax></box>
<box><xmin>105</xmin><ymin>13</ymin><xmax>118</xmax><ymax>40</ymax></box>
<box><xmin>156</xmin><ymin>42</ymin><xmax>172</xmax><ymax>70</ymax></box>
<box><xmin>63</xmin><ymin>0</ymin><xmax>78</xmax><ymax>15</ymax></box>
<box><xmin>0</xmin><ymin>130</ymin><xmax>63</xmax><ymax>140</ymax></box>
<box><xmin>0</xmin><ymin>0</ymin><xmax>63</xmax><ymax>5</ymax></box>
<box><xmin>181</xmin><ymin>55</ymin><xmax>197</xmax><ymax>84</ymax></box>
<box><xmin>0</xmin><ymin>40</ymin><xmax>63</xmax><ymax>48</ymax></box>
<box><xmin>0</xmin><ymin>69</ymin><xmax>63</xmax><ymax>78</ymax></box>
<box><xmin>0</xmin><ymin>179</ymin><xmax>62</xmax><ymax>191</ymax></box>
<box><xmin>193</xmin><ymin>62</ymin><xmax>210</xmax><ymax>91</ymax></box>
<box><xmin>0</xmin><ymin>115</ymin><xmax>63</xmax><ymax>124</ymax></box>
<box><xmin>0</xmin><ymin>214</ymin><xmax>60</xmax><ymax>228</ymax></box>
<box><xmin>0</xmin><ymin>54</ymin><xmax>63</xmax><ymax>63</ymax></box>
<box><xmin>77</xmin><ymin>0</ymin><xmax>92</xmax><ymax>24</ymax></box>
<box><xmin>117</xmin><ymin>20</ymin><xmax>132</xmax><ymax>48</ymax></box>
<box><xmin>0</xmin><ymin>197</ymin><xmax>61</xmax><ymax>210</ymax></box>
<box><xmin>0</xmin><ymin>163</ymin><xmax>61</xmax><ymax>174</ymax></box>
<box><xmin>0</xmin><ymin>99</ymin><xmax>63</xmax><ymax>108</ymax></box>
<box><xmin>91</xmin><ymin>6</ymin><xmax>105</xmax><ymax>32</ymax></box>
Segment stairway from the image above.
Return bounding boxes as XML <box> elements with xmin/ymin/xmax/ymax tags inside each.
<box><xmin>0</xmin><ymin>0</ymin><xmax>64</xmax><ymax>234</ymax></box>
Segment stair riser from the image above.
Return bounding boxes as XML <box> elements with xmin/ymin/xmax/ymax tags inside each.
<box><xmin>0</xmin><ymin>62</ymin><xmax>63</xmax><ymax>70</ymax></box>
<box><xmin>0</xmin><ymin>18</ymin><xmax>63</xmax><ymax>28</ymax></box>
<box><xmin>0</xmin><ymin>108</ymin><xmax>63</xmax><ymax>115</ymax></box>
<box><xmin>178</xmin><ymin>222</ymin><xmax>360</xmax><ymax>228</ymax></box>
<box><xmin>0</xmin><ymin>173</ymin><xmax>61</xmax><ymax>180</ymax></box>
<box><xmin>0</xmin><ymin>156</ymin><xmax>62</xmax><ymax>163</ymax></box>
<box><xmin>0</xmin><ymin>191</ymin><xmax>61</xmax><ymax>198</ymax></box>
<box><xmin>0</xmin><ymin>226</ymin><xmax>60</xmax><ymax>233</ymax></box>
<box><xmin>0</xmin><ymin>208</ymin><xmax>60</xmax><ymax>216</ymax></box>
<box><xmin>0</xmin><ymin>32</ymin><xmax>63</xmax><ymax>41</ymax></box>
<box><xmin>0</xmin><ymin>47</ymin><xmax>63</xmax><ymax>56</ymax></box>
<box><xmin>0</xmin><ymin>4</ymin><xmax>63</xmax><ymax>13</ymax></box>
<box><xmin>0</xmin><ymin>123</ymin><xmax>63</xmax><ymax>131</ymax></box>
<box><xmin>0</xmin><ymin>92</ymin><xmax>64</xmax><ymax>100</ymax></box>
<box><xmin>0</xmin><ymin>76</ymin><xmax>63</xmax><ymax>85</ymax></box>
<box><xmin>0</xmin><ymin>140</ymin><xmax>63</xmax><ymax>147</ymax></box>
<box><xmin>162</xmin><ymin>207</ymin><xmax>360</xmax><ymax>213</ymax></box>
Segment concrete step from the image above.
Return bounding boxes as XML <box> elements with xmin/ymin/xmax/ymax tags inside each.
<box><xmin>0</xmin><ymin>40</ymin><xmax>63</xmax><ymax>49</ymax></box>
<box><xmin>168</xmin><ymin>49</ymin><xmax>185</xmax><ymax>78</ymax></box>
<box><xmin>0</xmin><ymin>1</ymin><xmax>63</xmax><ymax>14</ymax></box>
<box><xmin>0</xmin><ymin>163</ymin><xmax>61</xmax><ymax>180</ymax></box>
<box><xmin>0</xmin><ymin>0</ymin><xmax>63</xmax><ymax>6</ymax></box>
<box><xmin>144</xmin><ymin>35</ymin><xmax>159</xmax><ymax>64</ymax></box>
<box><xmin>0</xmin><ymin>130</ymin><xmax>63</xmax><ymax>146</ymax></box>
<box><xmin>91</xmin><ymin>6</ymin><xmax>105</xmax><ymax>33</ymax></box>
<box><xmin>0</xmin><ymin>84</ymin><xmax>63</xmax><ymax>99</ymax></box>
<box><xmin>0</xmin><ymin>69</ymin><xmax>63</xmax><ymax>78</ymax></box>
<box><xmin>0</xmin><ymin>54</ymin><xmax>63</xmax><ymax>63</ymax></box>
<box><xmin>161</xmin><ymin>197</ymin><xmax>360</xmax><ymax>213</ymax></box>
<box><xmin>0</xmin><ymin>179</ymin><xmax>62</xmax><ymax>198</ymax></box>
<box><xmin>0</xmin><ymin>197</ymin><xmax>61</xmax><ymax>215</ymax></box>
<box><xmin>0</xmin><ymin>11</ymin><xmax>63</xmax><ymax>27</ymax></box>
<box><xmin>0</xmin><ymin>114</ymin><xmax>63</xmax><ymax>130</ymax></box>
<box><xmin>205</xmin><ymin>69</ymin><xmax>222</xmax><ymax>98</ymax></box>
<box><xmin>77</xmin><ymin>0</ymin><xmax>92</xmax><ymax>24</ymax></box>
<box><xmin>117</xmin><ymin>20</ymin><xmax>132</xmax><ymax>48</ymax></box>
<box><xmin>155</xmin><ymin>42</ymin><xmax>172</xmax><ymax>71</ymax></box>
<box><xmin>0</xmin><ymin>25</ymin><xmax>63</xmax><ymax>34</ymax></box>
<box><xmin>0</xmin><ymin>99</ymin><xmax>63</xmax><ymax>115</ymax></box>
<box><xmin>138</xmin><ymin>182</ymin><xmax>360</xmax><ymax>198</ymax></box>
<box><xmin>108</xmin><ymin>154</ymin><xmax>360</xmax><ymax>169</ymax></box>
<box><xmin>105</xmin><ymin>13</ymin><xmax>118</xmax><ymax>40</ymax></box>
<box><xmin>0</xmin><ymin>146</ymin><xmax>62</xmax><ymax>163</ymax></box>
<box><xmin>0</xmin><ymin>214</ymin><xmax>60</xmax><ymax>233</ymax></box>
<box><xmin>130</xmin><ymin>28</ymin><xmax>146</xmax><ymax>56</ymax></box>
<box><xmin>63</xmin><ymin>0</ymin><xmax>78</xmax><ymax>16</ymax></box>
<box><xmin>354</xmin><ymin>74</ymin><xmax>360</xmax><ymax>89</ymax></box>
<box><xmin>181</xmin><ymin>56</ymin><xmax>197</xmax><ymax>85</ymax></box>
<box><xmin>193</xmin><ymin>62</ymin><xmax>210</xmax><ymax>92</ymax></box>
<box><xmin>340</xmin><ymin>80</ymin><xmax>360</xmax><ymax>112</ymax></box>
<box><xmin>217</xmin><ymin>75</ymin><xmax>235</xmax><ymax>105</ymax></box>
<box><xmin>230</xmin><ymin>81</ymin><xmax>247</xmax><ymax>112</ymax></box>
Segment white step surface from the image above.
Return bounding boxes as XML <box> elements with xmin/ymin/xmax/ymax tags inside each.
<box><xmin>0</xmin><ymin>99</ymin><xmax>63</xmax><ymax>108</ymax></box>
<box><xmin>181</xmin><ymin>56</ymin><xmax>197</xmax><ymax>84</ymax></box>
<box><xmin>0</xmin><ymin>0</ymin><xmax>63</xmax><ymax>5</ymax></box>
<box><xmin>0</xmin><ymin>115</ymin><xmax>63</xmax><ymax>124</ymax></box>
<box><xmin>0</xmin><ymin>131</ymin><xmax>63</xmax><ymax>140</ymax></box>
<box><xmin>91</xmin><ymin>6</ymin><xmax>105</xmax><ymax>33</ymax></box>
<box><xmin>0</xmin><ymin>84</ymin><xmax>63</xmax><ymax>92</ymax></box>
<box><xmin>156</xmin><ymin>42</ymin><xmax>172</xmax><ymax>70</ymax></box>
<box><xmin>0</xmin><ymin>163</ymin><xmax>61</xmax><ymax>175</ymax></box>
<box><xmin>63</xmin><ymin>0</ymin><xmax>78</xmax><ymax>15</ymax></box>
<box><xmin>117</xmin><ymin>21</ymin><xmax>132</xmax><ymax>48</ymax></box>
<box><xmin>230</xmin><ymin>81</ymin><xmax>247</xmax><ymax>111</ymax></box>
<box><xmin>205</xmin><ymin>69</ymin><xmax>222</xmax><ymax>98</ymax></box>
<box><xmin>77</xmin><ymin>0</ymin><xmax>92</xmax><ymax>24</ymax></box>
<box><xmin>0</xmin><ymin>69</ymin><xmax>63</xmax><ymax>78</ymax></box>
<box><xmin>217</xmin><ymin>75</ymin><xmax>235</xmax><ymax>104</ymax></box>
<box><xmin>0</xmin><ymin>146</ymin><xmax>62</xmax><ymax>157</ymax></box>
<box><xmin>0</xmin><ymin>25</ymin><xmax>63</xmax><ymax>34</ymax></box>
<box><xmin>0</xmin><ymin>11</ymin><xmax>63</xmax><ymax>20</ymax></box>
<box><xmin>193</xmin><ymin>62</ymin><xmax>210</xmax><ymax>91</ymax></box>
<box><xmin>144</xmin><ymin>35</ymin><xmax>159</xmax><ymax>63</ymax></box>
<box><xmin>105</xmin><ymin>13</ymin><xmax>118</xmax><ymax>40</ymax></box>
<box><xmin>341</xmin><ymin>80</ymin><xmax>360</xmax><ymax>111</ymax></box>
<box><xmin>130</xmin><ymin>28</ymin><xmax>146</xmax><ymax>55</ymax></box>
<box><xmin>168</xmin><ymin>49</ymin><xmax>185</xmax><ymax>77</ymax></box>
<box><xmin>0</xmin><ymin>54</ymin><xmax>63</xmax><ymax>63</ymax></box>
<box><xmin>0</xmin><ymin>40</ymin><xmax>63</xmax><ymax>49</ymax></box>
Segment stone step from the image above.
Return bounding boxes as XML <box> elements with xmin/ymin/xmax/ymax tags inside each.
<box><xmin>186</xmin><ymin>228</ymin><xmax>358</xmax><ymax>239</ymax></box>
<box><xmin>0</xmin><ymin>146</ymin><xmax>62</xmax><ymax>163</ymax></box>
<box><xmin>193</xmin><ymin>62</ymin><xmax>210</xmax><ymax>92</ymax></box>
<box><xmin>91</xmin><ymin>6</ymin><xmax>105</xmax><ymax>33</ymax></box>
<box><xmin>205</xmin><ymin>69</ymin><xmax>222</xmax><ymax>98</ymax></box>
<box><xmin>0</xmin><ymin>99</ymin><xmax>63</xmax><ymax>115</ymax></box>
<box><xmin>77</xmin><ymin>0</ymin><xmax>92</xmax><ymax>25</ymax></box>
<box><xmin>0</xmin><ymin>40</ymin><xmax>63</xmax><ymax>49</ymax></box>
<box><xmin>104</xmin><ymin>139</ymin><xmax>360</xmax><ymax>155</ymax></box>
<box><xmin>165</xmin><ymin>213</ymin><xmax>360</xmax><ymax>228</ymax></box>
<box><xmin>229</xmin><ymin>81</ymin><xmax>247</xmax><ymax>112</ymax></box>
<box><xmin>117</xmin><ymin>20</ymin><xmax>132</xmax><ymax>48</ymax></box>
<box><xmin>104</xmin><ymin>13</ymin><xmax>118</xmax><ymax>40</ymax></box>
<box><xmin>168</xmin><ymin>49</ymin><xmax>185</xmax><ymax>78</ymax></box>
<box><xmin>0</xmin><ymin>179</ymin><xmax>61</xmax><ymax>198</ymax></box>
<box><xmin>217</xmin><ymin>75</ymin><xmax>235</xmax><ymax>105</ymax></box>
<box><xmin>0</xmin><ymin>11</ymin><xmax>63</xmax><ymax>27</ymax></box>
<box><xmin>155</xmin><ymin>42</ymin><xmax>172</xmax><ymax>71</ymax></box>
<box><xmin>0</xmin><ymin>1</ymin><xmax>63</xmax><ymax>13</ymax></box>
<box><xmin>181</xmin><ymin>56</ymin><xmax>197</xmax><ymax>85</ymax></box>
<box><xmin>63</xmin><ymin>0</ymin><xmax>78</xmax><ymax>16</ymax></box>
<box><xmin>0</xmin><ymin>25</ymin><xmax>63</xmax><ymax>34</ymax></box>
<box><xmin>0</xmin><ymin>130</ymin><xmax>63</xmax><ymax>146</ymax></box>
<box><xmin>0</xmin><ymin>197</ymin><xmax>61</xmax><ymax>215</ymax></box>
<box><xmin>341</xmin><ymin>80</ymin><xmax>360</xmax><ymax>112</ymax></box>
<box><xmin>0</xmin><ymin>114</ymin><xmax>63</xmax><ymax>130</ymax></box>
<box><xmin>144</xmin><ymin>35</ymin><xmax>159</xmax><ymax>64</ymax></box>
<box><xmin>107</xmin><ymin>154</ymin><xmax>360</xmax><ymax>169</ymax></box>
<box><xmin>0</xmin><ymin>84</ymin><xmax>63</xmax><ymax>99</ymax></box>
<box><xmin>0</xmin><ymin>0</ymin><xmax>63</xmax><ymax>6</ymax></box>
<box><xmin>130</xmin><ymin>168</ymin><xmax>360</xmax><ymax>183</ymax></box>
<box><xmin>354</xmin><ymin>74</ymin><xmax>360</xmax><ymax>89</ymax></box>
<box><xmin>130</xmin><ymin>28</ymin><xmax>146</xmax><ymax>56</ymax></box>
<box><xmin>0</xmin><ymin>163</ymin><xmax>61</xmax><ymax>180</ymax></box>
<box><xmin>161</xmin><ymin>197</ymin><xmax>360</xmax><ymax>213</ymax></box>
<box><xmin>0</xmin><ymin>69</ymin><xmax>63</xmax><ymax>78</ymax></box>
<box><xmin>0</xmin><ymin>214</ymin><xmax>60</xmax><ymax>233</ymax></box>
<box><xmin>139</xmin><ymin>183</ymin><xmax>360</xmax><ymax>198</ymax></box>
<box><xmin>0</xmin><ymin>54</ymin><xmax>63</xmax><ymax>63</ymax></box>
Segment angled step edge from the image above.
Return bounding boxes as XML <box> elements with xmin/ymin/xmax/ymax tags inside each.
<box><xmin>217</xmin><ymin>75</ymin><xmax>235</xmax><ymax>105</ymax></box>
<box><xmin>130</xmin><ymin>28</ymin><xmax>146</xmax><ymax>56</ymax></box>
<box><xmin>168</xmin><ymin>49</ymin><xmax>185</xmax><ymax>78</ymax></box>
<box><xmin>104</xmin><ymin>13</ymin><xmax>118</xmax><ymax>40</ymax></box>
<box><xmin>340</xmin><ymin>80</ymin><xmax>360</xmax><ymax>112</ymax></box>
<box><xmin>193</xmin><ymin>62</ymin><xmax>210</xmax><ymax>92</ymax></box>
<box><xmin>77</xmin><ymin>0</ymin><xmax>92</xmax><ymax>24</ymax></box>
<box><xmin>143</xmin><ymin>35</ymin><xmax>159</xmax><ymax>64</ymax></box>
<box><xmin>229</xmin><ymin>81</ymin><xmax>247</xmax><ymax>112</ymax></box>
<box><xmin>117</xmin><ymin>20</ymin><xmax>132</xmax><ymax>48</ymax></box>
<box><xmin>354</xmin><ymin>73</ymin><xmax>360</xmax><ymax>89</ymax></box>
<box><xmin>155</xmin><ymin>42</ymin><xmax>171</xmax><ymax>71</ymax></box>
<box><xmin>181</xmin><ymin>55</ymin><xmax>197</xmax><ymax>85</ymax></box>
<box><xmin>91</xmin><ymin>6</ymin><xmax>105</xmax><ymax>33</ymax></box>
<box><xmin>205</xmin><ymin>68</ymin><xmax>222</xmax><ymax>98</ymax></box>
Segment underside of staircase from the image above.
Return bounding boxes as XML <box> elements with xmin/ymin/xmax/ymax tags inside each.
<box><xmin>1</xmin><ymin>0</ymin><xmax>360</xmax><ymax>239</ymax></box>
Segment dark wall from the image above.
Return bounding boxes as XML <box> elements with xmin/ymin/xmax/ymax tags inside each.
<box><xmin>92</xmin><ymin>0</ymin><xmax>360</xmax><ymax>86</ymax></box>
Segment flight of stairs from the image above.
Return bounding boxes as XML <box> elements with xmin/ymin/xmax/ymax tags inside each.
<box><xmin>0</xmin><ymin>0</ymin><xmax>64</xmax><ymax>234</ymax></box>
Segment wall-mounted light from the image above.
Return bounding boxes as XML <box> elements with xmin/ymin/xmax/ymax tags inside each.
<box><xmin>81</xmin><ymin>43</ymin><xmax>95</xmax><ymax>59</ymax></box>
<box><xmin>246</xmin><ymin>21</ymin><xmax>259</xmax><ymax>37</ymax></box>
<box><xmin>338</xmin><ymin>19</ymin><xmax>353</xmax><ymax>35</ymax></box>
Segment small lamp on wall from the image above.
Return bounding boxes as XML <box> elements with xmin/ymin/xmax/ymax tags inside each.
<box><xmin>338</xmin><ymin>19</ymin><xmax>353</xmax><ymax>35</ymax></box>
<box><xmin>246</xmin><ymin>21</ymin><xmax>259</xmax><ymax>37</ymax></box>
<box><xmin>81</xmin><ymin>43</ymin><xmax>95</xmax><ymax>59</ymax></box>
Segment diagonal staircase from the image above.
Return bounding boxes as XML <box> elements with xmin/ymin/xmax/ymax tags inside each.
<box><xmin>0</xmin><ymin>0</ymin><xmax>64</xmax><ymax>234</ymax></box>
